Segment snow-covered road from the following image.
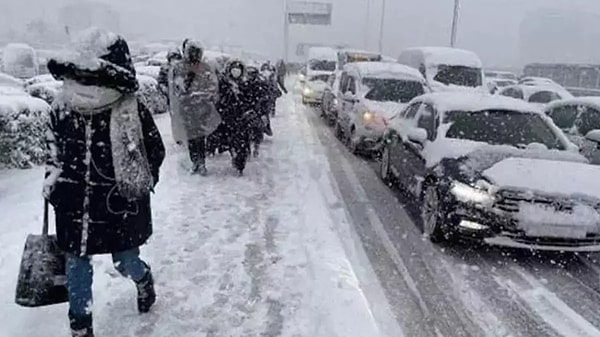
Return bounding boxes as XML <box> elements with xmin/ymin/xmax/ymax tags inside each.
<box><xmin>0</xmin><ymin>93</ymin><xmax>399</xmax><ymax>336</ymax></box>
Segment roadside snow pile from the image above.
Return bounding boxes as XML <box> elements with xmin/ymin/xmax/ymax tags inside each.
<box><xmin>0</xmin><ymin>95</ymin><xmax>50</xmax><ymax>168</ymax></box>
<box><xmin>0</xmin><ymin>72</ymin><xmax>24</xmax><ymax>88</ymax></box>
<box><xmin>137</xmin><ymin>75</ymin><xmax>167</xmax><ymax>114</ymax></box>
<box><xmin>24</xmin><ymin>74</ymin><xmax>56</xmax><ymax>86</ymax></box>
<box><xmin>135</xmin><ymin>65</ymin><xmax>160</xmax><ymax>79</ymax></box>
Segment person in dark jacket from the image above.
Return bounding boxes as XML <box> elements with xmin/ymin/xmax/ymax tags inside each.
<box><xmin>276</xmin><ymin>59</ymin><xmax>288</xmax><ymax>95</ymax></box>
<box><xmin>245</xmin><ymin>66</ymin><xmax>269</xmax><ymax>157</ymax></box>
<box><xmin>44</xmin><ymin>28</ymin><xmax>165</xmax><ymax>337</ymax></box>
<box><xmin>213</xmin><ymin>60</ymin><xmax>253</xmax><ymax>175</ymax></box>
<box><xmin>260</xmin><ymin>62</ymin><xmax>281</xmax><ymax>119</ymax></box>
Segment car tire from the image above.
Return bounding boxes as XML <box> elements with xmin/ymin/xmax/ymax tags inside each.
<box><xmin>379</xmin><ymin>144</ymin><xmax>393</xmax><ymax>184</ymax></box>
<box><xmin>348</xmin><ymin>128</ymin><xmax>359</xmax><ymax>154</ymax></box>
<box><xmin>421</xmin><ymin>183</ymin><xmax>447</xmax><ymax>243</ymax></box>
<box><xmin>335</xmin><ymin>121</ymin><xmax>344</xmax><ymax>141</ymax></box>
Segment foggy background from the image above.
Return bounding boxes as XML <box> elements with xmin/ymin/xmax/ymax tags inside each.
<box><xmin>1</xmin><ymin>0</ymin><xmax>600</xmax><ymax>69</ymax></box>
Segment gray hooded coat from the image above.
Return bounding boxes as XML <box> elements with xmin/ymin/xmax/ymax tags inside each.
<box><xmin>169</xmin><ymin>41</ymin><xmax>220</xmax><ymax>143</ymax></box>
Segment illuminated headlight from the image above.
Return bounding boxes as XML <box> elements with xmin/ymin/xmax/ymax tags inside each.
<box><xmin>363</xmin><ymin>111</ymin><xmax>374</xmax><ymax>122</ymax></box>
<box><xmin>299</xmin><ymin>74</ymin><xmax>306</xmax><ymax>80</ymax></box>
<box><xmin>333</xmin><ymin>98</ymin><xmax>339</xmax><ymax>107</ymax></box>
<box><xmin>303</xmin><ymin>87</ymin><xmax>313</xmax><ymax>96</ymax></box>
<box><xmin>450</xmin><ymin>181</ymin><xmax>495</xmax><ymax>206</ymax></box>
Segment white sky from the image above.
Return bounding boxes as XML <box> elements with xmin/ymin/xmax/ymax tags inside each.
<box><xmin>1</xmin><ymin>0</ymin><xmax>600</xmax><ymax>67</ymax></box>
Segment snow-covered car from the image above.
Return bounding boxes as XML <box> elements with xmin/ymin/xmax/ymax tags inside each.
<box><xmin>335</xmin><ymin>62</ymin><xmax>427</xmax><ymax>154</ymax></box>
<box><xmin>320</xmin><ymin>71</ymin><xmax>342</xmax><ymax>125</ymax></box>
<box><xmin>0</xmin><ymin>72</ymin><xmax>24</xmax><ymax>89</ymax></box>
<box><xmin>379</xmin><ymin>92</ymin><xmax>600</xmax><ymax>252</ymax></box>
<box><xmin>498</xmin><ymin>84</ymin><xmax>571</xmax><ymax>109</ymax></box>
<box><xmin>301</xmin><ymin>72</ymin><xmax>330</xmax><ymax>105</ymax></box>
<box><xmin>519</xmin><ymin>76</ymin><xmax>557</xmax><ymax>86</ymax></box>
<box><xmin>398</xmin><ymin>47</ymin><xmax>485</xmax><ymax>92</ymax></box>
<box><xmin>545</xmin><ymin>97</ymin><xmax>600</xmax><ymax>163</ymax></box>
<box><xmin>0</xmin><ymin>94</ymin><xmax>50</xmax><ymax>168</ymax></box>
<box><xmin>1</xmin><ymin>43</ymin><xmax>38</xmax><ymax>79</ymax></box>
<box><xmin>485</xmin><ymin>70</ymin><xmax>518</xmax><ymax>81</ymax></box>
<box><xmin>136</xmin><ymin>75</ymin><xmax>168</xmax><ymax>115</ymax></box>
<box><xmin>485</xmin><ymin>78</ymin><xmax>517</xmax><ymax>94</ymax></box>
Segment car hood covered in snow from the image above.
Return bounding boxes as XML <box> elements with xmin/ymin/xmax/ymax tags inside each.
<box><xmin>483</xmin><ymin>157</ymin><xmax>600</xmax><ymax>201</ymax></box>
<box><xmin>363</xmin><ymin>100</ymin><xmax>406</xmax><ymax>119</ymax></box>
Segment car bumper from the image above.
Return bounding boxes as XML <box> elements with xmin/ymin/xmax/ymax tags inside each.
<box><xmin>448</xmin><ymin>203</ymin><xmax>600</xmax><ymax>252</ymax></box>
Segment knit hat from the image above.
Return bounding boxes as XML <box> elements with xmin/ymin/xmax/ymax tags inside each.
<box><xmin>48</xmin><ymin>27</ymin><xmax>139</xmax><ymax>94</ymax></box>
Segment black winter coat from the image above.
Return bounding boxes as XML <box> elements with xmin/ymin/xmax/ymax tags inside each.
<box><xmin>45</xmin><ymin>99</ymin><xmax>165</xmax><ymax>255</ymax></box>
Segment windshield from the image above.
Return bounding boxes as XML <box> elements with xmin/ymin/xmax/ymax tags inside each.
<box><xmin>308</xmin><ymin>59</ymin><xmax>336</xmax><ymax>71</ymax></box>
<box><xmin>445</xmin><ymin>110</ymin><xmax>565</xmax><ymax>150</ymax></box>
<box><xmin>363</xmin><ymin>78</ymin><xmax>425</xmax><ymax>103</ymax></box>
<box><xmin>310</xmin><ymin>74</ymin><xmax>330</xmax><ymax>82</ymax></box>
<box><xmin>434</xmin><ymin>65</ymin><xmax>483</xmax><ymax>87</ymax></box>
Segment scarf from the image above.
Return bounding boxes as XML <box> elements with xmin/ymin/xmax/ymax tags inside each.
<box><xmin>62</xmin><ymin>81</ymin><xmax>154</xmax><ymax>201</ymax></box>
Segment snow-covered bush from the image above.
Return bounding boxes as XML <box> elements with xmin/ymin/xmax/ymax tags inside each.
<box><xmin>0</xmin><ymin>95</ymin><xmax>50</xmax><ymax>168</ymax></box>
<box><xmin>137</xmin><ymin>75</ymin><xmax>167</xmax><ymax>115</ymax></box>
<box><xmin>25</xmin><ymin>80</ymin><xmax>63</xmax><ymax>105</ymax></box>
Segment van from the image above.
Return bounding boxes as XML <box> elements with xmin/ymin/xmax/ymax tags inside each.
<box><xmin>397</xmin><ymin>47</ymin><xmax>484</xmax><ymax>92</ymax></box>
<box><xmin>301</xmin><ymin>47</ymin><xmax>338</xmax><ymax>104</ymax></box>
<box><xmin>2</xmin><ymin>43</ymin><xmax>38</xmax><ymax>79</ymax></box>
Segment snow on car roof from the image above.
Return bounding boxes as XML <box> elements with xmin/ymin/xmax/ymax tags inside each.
<box><xmin>307</xmin><ymin>47</ymin><xmax>338</xmax><ymax>61</ymax></box>
<box><xmin>415</xmin><ymin>92</ymin><xmax>539</xmax><ymax>113</ymax></box>
<box><xmin>546</xmin><ymin>96</ymin><xmax>600</xmax><ymax>110</ymax></box>
<box><xmin>403</xmin><ymin>47</ymin><xmax>482</xmax><ymax>68</ymax></box>
<box><xmin>339</xmin><ymin>48</ymin><xmax>380</xmax><ymax>56</ymax></box>
<box><xmin>502</xmin><ymin>84</ymin><xmax>568</xmax><ymax>99</ymax></box>
<box><xmin>345</xmin><ymin>62</ymin><xmax>425</xmax><ymax>81</ymax></box>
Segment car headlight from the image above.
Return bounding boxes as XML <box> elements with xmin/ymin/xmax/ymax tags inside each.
<box><xmin>303</xmin><ymin>87</ymin><xmax>313</xmax><ymax>96</ymax></box>
<box><xmin>363</xmin><ymin>111</ymin><xmax>374</xmax><ymax>122</ymax></box>
<box><xmin>333</xmin><ymin>98</ymin><xmax>339</xmax><ymax>107</ymax></box>
<box><xmin>450</xmin><ymin>181</ymin><xmax>495</xmax><ymax>206</ymax></box>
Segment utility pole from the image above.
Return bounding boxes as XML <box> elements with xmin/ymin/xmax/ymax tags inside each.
<box><xmin>450</xmin><ymin>0</ymin><xmax>460</xmax><ymax>47</ymax></box>
<box><xmin>283</xmin><ymin>0</ymin><xmax>289</xmax><ymax>61</ymax></box>
<box><xmin>364</xmin><ymin>0</ymin><xmax>371</xmax><ymax>49</ymax></box>
<box><xmin>378</xmin><ymin>0</ymin><xmax>387</xmax><ymax>53</ymax></box>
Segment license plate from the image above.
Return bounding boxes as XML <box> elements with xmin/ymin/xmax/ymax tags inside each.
<box><xmin>525</xmin><ymin>225</ymin><xmax>587</xmax><ymax>239</ymax></box>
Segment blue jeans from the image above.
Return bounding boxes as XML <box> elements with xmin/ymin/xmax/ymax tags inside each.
<box><xmin>66</xmin><ymin>247</ymin><xmax>148</xmax><ymax>317</ymax></box>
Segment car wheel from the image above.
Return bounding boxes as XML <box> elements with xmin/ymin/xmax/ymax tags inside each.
<box><xmin>421</xmin><ymin>184</ymin><xmax>446</xmax><ymax>243</ymax></box>
<box><xmin>335</xmin><ymin>121</ymin><xmax>344</xmax><ymax>141</ymax></box>
<box><xmin>348</xmin><ymin>128</ymin><xmax>359</xmax><ymax>154</ymax></box>
<box><xmin>379</xmin><ymin>144</ymin><xmax>393</xmax><ymax>184</ymax></box>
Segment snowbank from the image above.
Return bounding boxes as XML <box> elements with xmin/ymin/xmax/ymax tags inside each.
<box><xmin>135</xmin><ymin>65</ymin><xmax>160</xmax><ymax>79</ymax></box>
<box><xmin>25</xmin><ymin>80</ymin><xmax>63</xmax><ymax>105</ymax></box>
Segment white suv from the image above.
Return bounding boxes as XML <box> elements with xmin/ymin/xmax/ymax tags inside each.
<box><xmin>335</xmin><ymin>62</ymin><xmax>428</xmax><ymax>154</ymax></box>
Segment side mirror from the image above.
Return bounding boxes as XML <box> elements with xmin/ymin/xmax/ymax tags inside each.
<box><xmin>344</xmin><ymin>91</ymin><xmax>359</xmax><ymax>103</ymax></box>
<box><xmin>585</xmin><ymin>130</ymin><xmax>600</xmax><ymax>143</ymax></box>
<box><xmin>407</xmin><ymin>128</ymin><xmax>428</xmax><ymax>146</ymax></box>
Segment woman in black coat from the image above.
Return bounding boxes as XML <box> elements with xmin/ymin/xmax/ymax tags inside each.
<box><xmin>213</xmin><ymin>60</ymin><xmax>253</xmax><ymax>175</ymax></box>
<box><xmin>43</xmin><ymin>29</ymin><xmax>165</xmax><ymax>337</ymax></box>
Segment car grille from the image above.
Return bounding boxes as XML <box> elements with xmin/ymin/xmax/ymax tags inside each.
<box><xmin>495</xmin><ymin>190</ymin><xmax>575</xmax><ymax>214</ymax></box>
<box><xmin>502</xmin><ymin>232</ymin><xmax>600</xmax><ymax>248</ymax></box>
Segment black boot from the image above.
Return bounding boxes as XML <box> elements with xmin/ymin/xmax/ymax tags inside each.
<box><xmin>69</xmin><ymin>312</ymin><xmax>94</xmax><ymax>337</ymax></box>
<box><xmin>136</xmin><ymin>270</ymin><xmax>156</xmax><ymax>313</ymax></box>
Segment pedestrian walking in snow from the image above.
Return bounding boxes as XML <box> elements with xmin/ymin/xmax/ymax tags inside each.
<box><xmin>169</xmin><ymin>40</ymin><xmax>221</xmax><ymax>175</ymax></box>
<box><xmin>245</xmin><ymin>66</ymin><xmax>269</xmax><ymax>157</ymax></box>
<box><xmin>44</xmin><ymin>28</ymin><xmax>165</xmax><ymax>337</ymax></box>
<box><xmin>275</xmin><ymin>59</ymin><xmax>288</xmax><ymax>95</ymax></box>
<box><xmin>213</xmin><ymin>60</ymin><xmax>253</xmax><ymax>175</ymax></box>
<box><xmin>261</xmin><ymin>62</ymin><xmax>281</xmax><ymax>120</ymax></box>
<box><xmin>157</xmin><ymin>49</ymin><xmax>183</xmax><ymax>105</ymax></box>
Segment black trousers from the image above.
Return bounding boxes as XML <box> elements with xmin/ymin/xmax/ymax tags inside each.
<box><xmin>188</xmin><ymin>137</ymin><xmax>206</xmax><ymax>166</ymax></box>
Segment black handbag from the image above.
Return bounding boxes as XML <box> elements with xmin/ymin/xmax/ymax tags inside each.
<box><xmin>15</xmin><ymin>201</ymin><xmax>69</xmax><ymax>307</ymax></box>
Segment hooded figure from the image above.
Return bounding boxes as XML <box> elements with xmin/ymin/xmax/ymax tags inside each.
<box><xmin>210</xmin><ymin>60</ymin><xmax>253</xmax><ymax>175</ymax></box>
<box><xmin>44</xmin><ymin>28</ymin><xmax>165</xmax><ymax>337</ymax></box>
<box><xmin>245</xmin><ymin>66</ymin><xmax>270</xmax><ymax>156</ymax></box>
<box><xmin>157</xmin><ymin>49</ymin><xmax>182</xmax><ymax>100</ymax></box>
<box><xmin>168</xmin><ymin>40</ymin><xmax>220</xmax><ymax>175</ymax></box>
